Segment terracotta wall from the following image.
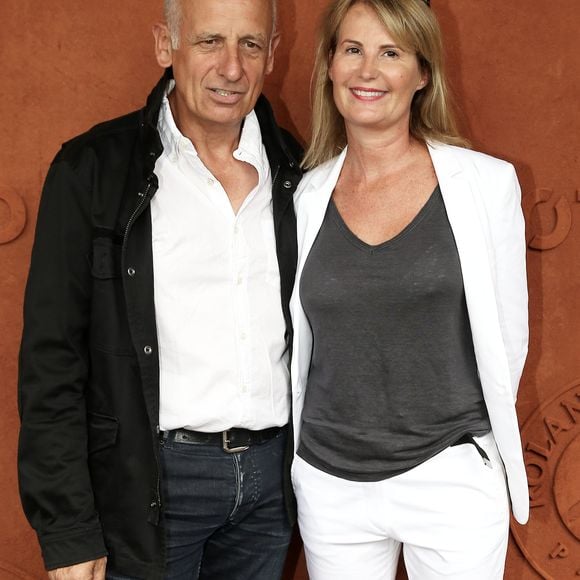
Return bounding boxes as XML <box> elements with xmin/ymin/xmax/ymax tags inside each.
<box><xmin>1</xmin><ymin>1</ymin><xmax>578</xmax><ymax>578</ymax></box>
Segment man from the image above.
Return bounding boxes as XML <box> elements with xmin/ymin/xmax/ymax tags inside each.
<box><xmin>17</xmin><ymin>0</ymin><xmax>302</xmax><ymax>578</ymax></box>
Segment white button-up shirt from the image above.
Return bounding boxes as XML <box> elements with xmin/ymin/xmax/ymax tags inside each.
<box><xmin>152</xmin><ymin>86</ymin><xmax>289</xmax><ymax>432</ymax></box>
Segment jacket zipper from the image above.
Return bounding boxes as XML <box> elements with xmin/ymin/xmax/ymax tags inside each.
<box><xmin>122</xmin><ymin>177</ymin><xmax>164</xmax><ymax>521</ymax></box>
<box><xmin>123</xmin><ymin>179</ymin><xmax>153</xmax><ymax>244</ymax></box>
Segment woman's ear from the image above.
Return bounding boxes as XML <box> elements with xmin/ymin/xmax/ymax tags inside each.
<box><xmin>417</xmin><ymin>68</ymin><xmax>430</xmax><ymax>91</ymax></box>
<box><xmin>328</xmin><ymin>50</ymin><xmax>335</xmax><ymax>82</ymax></box>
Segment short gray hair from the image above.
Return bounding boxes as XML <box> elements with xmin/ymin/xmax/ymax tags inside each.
<box><xmin>164</xmin><ymin>0</ymin><xmax>278</xmax><ymax>49</ymax></box>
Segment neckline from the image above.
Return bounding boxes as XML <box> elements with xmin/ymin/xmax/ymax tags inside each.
<box><xmin>329</xmin><ymin>185</ymin><xmax>441</xmax><ymax>253</ymax></box>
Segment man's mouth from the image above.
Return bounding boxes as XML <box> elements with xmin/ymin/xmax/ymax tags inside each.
<box><xmin>211</xmin><ymin>88</ymin><xmax>240</xmax><ymax>97</ymax></box>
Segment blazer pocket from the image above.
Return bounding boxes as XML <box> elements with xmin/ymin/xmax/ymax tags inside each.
<box><xmin>87</xmin><ymin>412</ymin><xmax>119</xmax><ymax>454</ymax></box>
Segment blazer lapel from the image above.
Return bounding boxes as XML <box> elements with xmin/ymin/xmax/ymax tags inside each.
<box><xmin>296</xmin><ymin>149</ymin><xmax>347</xmax><ymax>274</ymax></box>
<box><xmin>428</xmin><ymin>143</ymin><xmax>511</xmax><ymax>397</ymax></box>
<box><xmin>291</xmin><ymin>150</ymin><xmax>346</xmax><ymax>436</ymax></box>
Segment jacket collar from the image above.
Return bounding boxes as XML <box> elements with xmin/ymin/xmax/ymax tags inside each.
<box><xmin>254</xmin><ymin>94</ymin><xmax>301</xmax><ymax>175</ymax></box>
<box><xmin>143</xmin><ymin>68</ymin><xmax>172</xmax><ymax>131</ymax></box>
<box><xmin>427</xmin><ymin>141</ymin><xmax>463</xmax><ymax>180</ymax></box>
<box><xmin>138</xmin><ymin>71</ymin><xmax>170</xmax><ymax>182</ymax></box>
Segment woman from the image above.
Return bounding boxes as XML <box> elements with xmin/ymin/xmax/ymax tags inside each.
<box><xmin>289</xmin><ymin>0</ymin><xmax>529</xmax><ymax>578</ymax></box>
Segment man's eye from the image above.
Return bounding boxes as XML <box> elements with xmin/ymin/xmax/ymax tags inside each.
<box><xmin>243</xmin><ymin>40</ymin><xmax>261</xmax><ymax>50</ymax></box>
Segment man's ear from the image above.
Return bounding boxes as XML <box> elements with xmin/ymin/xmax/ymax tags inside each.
<box><xmin>153</xmin><ymin>23</ymin><xmax>174</xmax><ymax>69</ymax></box>
<box><xmin>265</xmin><ymin>33</ymin><xmax>281</xmax><ymax>76</ymax></box>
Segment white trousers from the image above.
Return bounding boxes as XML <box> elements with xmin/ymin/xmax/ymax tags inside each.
<box><xmin>292</xmin><ymin>433</ymin><xmax>510</xmax><ymax>580</ymax></box>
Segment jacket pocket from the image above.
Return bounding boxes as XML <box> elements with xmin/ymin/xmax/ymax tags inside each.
<box><xmin>87</xmin><ymin>412</ymin><xmax>119</xmax><ymax>454</ymax></box>
<box><xmin>91</xmin><ymin>238</ymin><xmax>121</xmax><ymax>280</ymax></box>
<box><xmin>89</xmin><ymin>235</ymin><xmax>134</xmax><ymax>354</ymax></box>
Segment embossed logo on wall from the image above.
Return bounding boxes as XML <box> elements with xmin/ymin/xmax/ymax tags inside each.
<box><xmin>0</xmin><ymin>189</ymin><xmax>27</xmax><ymax>244</ymax></box>
<box><xmin>511</xmin><ymin>382</ymin><xmax>580</xmax><ymax>578</ymax></box>
<box><xmin>523</xmin><ymin>188</ymin><xmax>579</xmax><ymax>251</ymax></box>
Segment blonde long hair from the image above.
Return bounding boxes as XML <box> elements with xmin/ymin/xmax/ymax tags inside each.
<box><xmin>303</xmin><ymin>0</ymin><xmax>468</xmax><ymax>169</ymax></box>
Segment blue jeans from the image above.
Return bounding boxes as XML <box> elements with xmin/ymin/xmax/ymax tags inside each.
<box><xmin>107</xmin><ymin>428</ymin><xmax>291</xmax><ymax>580</ymax></box>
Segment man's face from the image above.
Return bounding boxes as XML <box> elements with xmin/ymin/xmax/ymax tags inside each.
<box><xmin>155</xmin><ymin>0</ymin><xmax>278</xmax><ymax>136</ymax></box>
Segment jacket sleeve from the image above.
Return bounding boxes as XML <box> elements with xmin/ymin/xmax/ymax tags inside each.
<box><xmin>17</xmin><ymin>151</ymin><xmax>108</xmax><ymax>570</ymax></box>
<box><xmin>486</xmin><ymin>163</ymin><xmax>529</xmax><ymax>399</ymax></box>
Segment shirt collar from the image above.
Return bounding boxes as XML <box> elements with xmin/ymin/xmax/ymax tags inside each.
<box><xmin>234</xmin><ymin>110</ymin><xmax>267</xmax><ymax>177</ymax></box>
<box><xmin>157</xmin><ymin>80</ymin><xmax>266</xmax><ymax>177</ymax></box>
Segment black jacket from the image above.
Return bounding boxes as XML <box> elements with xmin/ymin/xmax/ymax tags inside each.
<box><xmin>17</xmin><ymin>72</ymin><xmax>302</xmax><ymax>577</ymax></box>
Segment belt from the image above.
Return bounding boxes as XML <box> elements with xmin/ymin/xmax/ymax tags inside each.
<box><xmin>160</xmin><ymin>425</ymin><xmax>286</xmax><ymax>453</ymax></box>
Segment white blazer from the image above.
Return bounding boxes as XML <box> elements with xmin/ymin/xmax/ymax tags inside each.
<box><xmin>289</xmin><ymin>142</ymin><xmax>530</xmax><ymax>525</ymax></box>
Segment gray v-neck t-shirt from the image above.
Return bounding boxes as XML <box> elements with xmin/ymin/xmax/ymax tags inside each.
<box><xmin>298</xmin><ymin>186</ymin><xmax>490</xmax><ymax>481</ymax></box>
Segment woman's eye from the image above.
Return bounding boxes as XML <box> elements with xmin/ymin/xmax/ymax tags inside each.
<box><xmin>345</xmin><ymin>46</ymin><xmax>361</xmax><ymax>55</ymax></box>
<box><xmin>384</xmin><ymin>50</ymin><xmax>399</xmax><ymax>58</ymax></box>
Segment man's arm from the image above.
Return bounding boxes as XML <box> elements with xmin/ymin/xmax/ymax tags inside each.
<box><xmin>18</xmin><ymin>153</ymin><xmax>108</xmax><ymax>569</ymax></box>
<box><xmin>48</xmin><ymin>558</ymin><xmax>107</xmax><ymax>580</ymax></box>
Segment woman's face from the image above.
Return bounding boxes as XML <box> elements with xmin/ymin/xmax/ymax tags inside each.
<box><xmin>329</xmin><ymin>3</ymin><xmax>427</xmax><ymax>135</ymax></box>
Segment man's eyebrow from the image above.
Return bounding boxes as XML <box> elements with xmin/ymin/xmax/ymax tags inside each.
<box><xmin>187</xmin><ymin>32</ymin><xmax>268</xmax><ymax>44</ymax></box>
<box><xmin>188</xmin><ymin>32</ymin><xmax>224</xmax><ymax>42</ymax></box>
<box><xmin>240</xmin><ymin>33</ymin><xmax>268</xmax><ymax>44</ymax></box>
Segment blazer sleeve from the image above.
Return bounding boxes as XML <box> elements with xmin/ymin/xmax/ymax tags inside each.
<box><xmin>485</xmin><ymin>163</ymin><xmax>529</xmax><ymax>399</ymax></box>
<box><xmin>17</xmin><ymin>152</ymin><xmax>108</xmax><ymax>569</ymax></box>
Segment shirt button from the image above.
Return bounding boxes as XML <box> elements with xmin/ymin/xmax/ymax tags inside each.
<box><xmin>144</xmin><ymin>345</ymin><xmax>153</xmax><ymax>355</ymax></box>
<box><xmin>283</xmin><ymin>180</ymin><xmax>292</xmax><ymax>189</ymax></box>
<box><xmin>240</xmin><ymin>333</ymin><xmax>247</xmax><ymax>341</ymax></box>
<box><xmin>127</xmin><ymin>267</ymin><xmax>136</xmax><ymax>277</ymax></box>
<box><xmin>237</xmin><ymin>276</ymin><xmax>243</xmax><ymax>285</ymax></box>
<box><xmin>207</xmin><ymin>177</ymin><xmax>215</xmax><ymax>186</ymax></box>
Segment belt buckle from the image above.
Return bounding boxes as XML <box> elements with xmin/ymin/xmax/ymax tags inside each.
<box><xmin>222</xmin><ymin>430</ymin><xmax>249</xmax><ymax>453</ymax></box>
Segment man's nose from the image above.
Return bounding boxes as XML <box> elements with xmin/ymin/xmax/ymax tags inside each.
<box><xmin>218</xmin><ymin>45</ymin><xmax>243</xmax><ymax>81</ymax></box>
